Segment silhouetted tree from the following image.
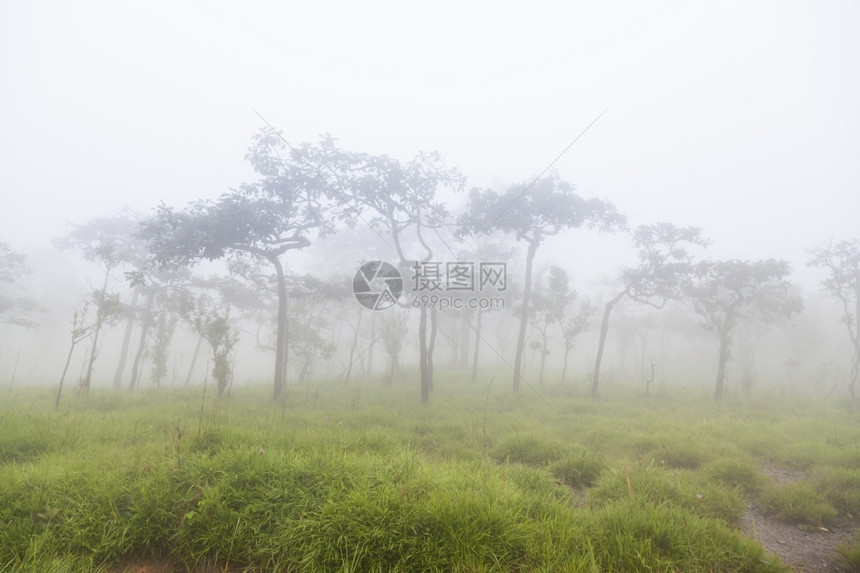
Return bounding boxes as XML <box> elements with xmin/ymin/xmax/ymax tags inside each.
<box><xmin>559</xmin><ymin>301</ymin><xmax>593</xmax><ymax>386</ymax></box>
<box><xmin>528</xmin><ymin>266</ymin><xmax>575</xmax><ymax>385</ymax></box>
<box><xmin>56</xmin><ymin>211</ymin><xmax>151</xmax><ymax>389</ymax></box>
<box><xmin>689</xmin><ymin>259</ymin><xmax>802</xmax><ymax>400</ymax></box>
<box><xmin>808</xmin><ymin>238</ymin><xmax>860</xmax><ymax>401</ymax></box>
<box><xmin>301</xmin><ymin>141</ymin><xmax>465</xmax><ymax>402</ymax></box>
<box><xmin>141</xmin><ymin>129</ymin><xmax>348</xmax><ymax>400</ymax></box>
<box><xmin>591</xmin><ymin>223</ymin><xmax>707</xmax><ymax>396</ymax></box>
<box><xmin>461</xmin><ymin>173</ymin><xmax>624</xmax><ymax>391</ymax></box>
<box><xmin>0</xmin><ymin>241</ymin><xmax>40</xmax><ymax>328</ymax></box>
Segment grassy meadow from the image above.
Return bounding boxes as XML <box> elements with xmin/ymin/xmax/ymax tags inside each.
<box><xmin>1</xmin><ymin>375</ymin><xmax>859</xmax><ymax>572</ymax></box>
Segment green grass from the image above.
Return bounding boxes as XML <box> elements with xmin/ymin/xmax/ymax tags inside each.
<box><xmin>839</xmin><ymin>534</ymin><xmax>860</xmax><ymax>573</ymax></box>
<box><xmin>1</xmin><ymin>377</ymin><xmax>859</xmax><ymax>571</ymax></box>
<box><xmin>758</xmin><ymin>481</ymin><xmax>839</xmax><ymax>526</ymax></box>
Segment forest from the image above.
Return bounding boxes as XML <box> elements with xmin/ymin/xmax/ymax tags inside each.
<box><xmin>1</xmin><ymin>127</ymin><xmax>860</xmax><ymax>572</ymax></box>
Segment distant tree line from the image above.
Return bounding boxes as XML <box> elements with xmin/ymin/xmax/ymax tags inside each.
<box><xmin>3</xmin><ymin>127</ymin><xmax>857</xmax><ymax>406</ymax></box>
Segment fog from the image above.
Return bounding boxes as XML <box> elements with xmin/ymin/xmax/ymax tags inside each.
<box><xmin>1</xmin><ymin>1</ymin><xmax>859</xmax><ymax>398</ymax></box>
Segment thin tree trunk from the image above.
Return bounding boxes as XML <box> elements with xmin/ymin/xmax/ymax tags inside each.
<box><xmin>591</xmin><ymin>290</ymin><xmax>626</xmax><ymax>397</ymax></box>
<box><xmin>184</xmin><ymin>334</ymin><xmax>204</xmax><ymax>386</ymax></box>
<box><xmin>112</xmin><ymin>287</ymin><xmax>140</xmax><ymax>389</ymax></box>
<box><xmin>419</xmin><ymin>307</ymin><xmax>430</xmax><ymax>402</ymax></box>
<box><xmin>538</xmin><ymin>328</ymin><xmax>548</xmax><ymax>386</ymax></box>
<box><xmin>82</xmin><ymin>268</ymin><xmax>112</xmax><ymax>392</ymax></box>
<box><xmin>560</xmin><ymin>343</ymin><xmax>570</xmax><ymax>385</ymax></box>
<box><xmin>128</xmin><ymin>323</ymin><xmax>149</xmax><ymax>391</ymax></box>
<box><xmin>366</xmin><ymin>311</ymin><xmax>376</xmax><ymax>376</ymax></box>
<box><xmin>271</xmin><ymin>256</ymin><xmax>288</xmax><ymax>400</ymax></box>
<box><xmin>129</xmin><ymin>292</ymin><xmax>155</xmax><ymax>391</ymax></box>
<box><xmin>714</xmin><ymin>334</ymin><xmax>730</xmax><ymax>400</ymax></box>
<box><xmin>428</xmin><ymin>307</ymin><xmax>437</xmax><ymax>391</ymax></box>
<box><xmin>852</xmin><ymin>292</ymin><xmax>860</xmax><ymax>401</ymax></box>
<box><xmin>513</xmin><ymin>239</ymin><xmax>539</xmax><ymax>392</ymax></box>
<box><xmin>345</xmin><ymin>308</ymin><xmax>363</xmax><ymax>385</ymax></box>
<box><xmin>56</xmin><ymin>342</ymin><xmax>78</xmax><ymax>409</ymax></box>
<box><xmin>471</xmin><ymin>307</ymin><xmax>483</xmax><ymax>383</ymax></box>
<box><xmin>645</xmin><ymin>361</ymin><xmax>656</xmax><ymax>397</ymax></box>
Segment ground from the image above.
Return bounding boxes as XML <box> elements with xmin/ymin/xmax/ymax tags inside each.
<box><xmin>742</xmin><ymin>466</ymin><xmax>859</xmax><ymax>573</ymax></box>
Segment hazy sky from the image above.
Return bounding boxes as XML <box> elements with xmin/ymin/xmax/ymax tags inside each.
<box><xmin>2</xmin><ymin>1</ymin><xmax>859</xmax><ymax>287</ymax></box>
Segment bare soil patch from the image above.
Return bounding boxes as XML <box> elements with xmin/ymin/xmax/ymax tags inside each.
<box><xmin>741</xmin><ymin>466</ymin><xmax>859</xmax><ymax>572</ymax></box>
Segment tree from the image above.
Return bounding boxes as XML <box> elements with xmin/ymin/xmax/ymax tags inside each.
<box><xmin>142</xmin><ymin>129</ymin><xmax>346</xmax><ymax>400</ymax></box>
<box><xmin>178</xmin><ymin>289</ymin><xmax>239</xmax><ymax>397</ymax></box>
<box><xmin>689</xmin><ymin>259</ymin><xmax>802</xmax><ymax>400</ymax></box>
<box><xmin>0</xmin><ymin>241</ymin><xmax>41</xmax><ymax>328</ymax></box>
<box><xmin>302</xmin><ymin>141</ymin><xmax>465</xmax><ymax>402</ymax></box>
<box><xmin>56</xmin><ymin>212</ymin><xmax>152</xmax><ymax>389</ymax></box>
<box><xmin>461</xmin><ymin>173</ymin><xmax>625</xmax><ymax>391</ymax></box>
<box><xmin>55</xmin><ymin>290</ymin><xmax>122</xmax><ymax>407</ymax></box>
<box><xmin>379</xmin><ymin>310</ymin><xmax>408</xmax><ymax>385</ymax></box>
<box><xmin>808</xmin><ymin>238</ymin><xmax>860</xmax><ymax>400</ymax></box>
<box><xmin>591</xmin><ymin>223</ymin><xmax>708</xmax><ymax>396</ymax></box>
<box><xmin>559</xmin><ymin>301</ymin><xmax>593</xmax><ymax>385</ymax></box>
<box><xmin>528</xmin><ymin>266</ymin><xmax>575</xmax><ymax>385</ymax></box>
<box><xmin>56</xmin><ymin>303</ymin><xmax>92</xmax><ymax>408</ymax></box>
<box><xmin>55</xmin><ymin>238</ymin><xmax>126</xmax><ymax>393</ymax></box>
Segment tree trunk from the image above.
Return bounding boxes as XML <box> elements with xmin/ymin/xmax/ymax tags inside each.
<box><xmin>560</xmin><ymin>342</ymin><xmax>570</xmax><ymax>385</ymax></box>
<box><xmin>184</xmin><ymin>334</ymin><xmax>204</xmax><ymax>386</ymax></box>
<box><xmin>345</xmin><ymin>307</ymin><xmax>363</xmax><ymax>385</ymax></box>
<box><xmin>428</xmin><ymin>307</ymin><xmax>437</xmax><ymax>391</ymax></box>
<box><xmin>419</xmin><ymin>306</ymin><xmax>430</xmax><ymax>402</ymax></box>
<box><xmin>591</xmin><ymin>290</ymin><xmax>626</xmax><ymax>397</ymax></box>
<box><xmin>271</xmin><ymin>256</ymin><xmax>289</xmax><ymax>400</ymax></box>
<box><xmin>366</xmin><ymin>311</ymin><xmax>376</xmax><ymax>376</ymax></box>
<box><xmin>56</xmin><ymin>341</ymin><xmax>78</xmax><ymax>409</ymax></box>
<box><xmin>538</xmin><ymin>328</ymin><xmax>548</xmax><ymax>386</ymax></box>
<box><xmin>129</xmin><ymin>292</ymin><xmax>155</xmax><ymax>391</ymax></box>
<box><xmin>850</xmin><ymin>294</ymin><xmax>859</xmax><ymax>401</ymax></box>
<box><xmin>81</xmin><ymin>325</ymin><xmax>101</xmax><ymax>392</ymax></box>
<box><xmin>513</xmin><ymin>239</ymin><xmax>539</xmax><ymax>392</ymax></box>
<box><xmin>128</xmin><ymin>322</ymin><xmax>149</xmax><ymax>391</ymax></box>
<box><xmin>112</xmin><ymin>287</ymin><xmax>140</xmax><ymax>389</ymax></box>
<box><xmin>848</xmin><ymin>351</ymin><xmax>858</xmax><ymax>402</ymax></box>
<box><xmin>714</xmin><ymin>334</ymin><xmax>731</xmax><ymax>400</ymax></box>
<box><xmin>81</xmin><ymin>269</ymin><xmax>112</xmax><ymax>392</ymax></box>
<box><xmin>471</xmin><ymin>307</ymin><xmax>483</xmax><ymax>383</ymax></box>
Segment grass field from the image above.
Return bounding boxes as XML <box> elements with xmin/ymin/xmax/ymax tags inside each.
<box><xmin>1</xmin><ymin>375</ymin><xmax>859</xmax><ymax>572</ymax></box>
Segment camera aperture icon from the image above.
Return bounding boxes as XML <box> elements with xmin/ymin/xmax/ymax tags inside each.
<box><xmin>353</xmin><ymin>261</ymin><xmax>403</xmax><ymax>310</ymax></box>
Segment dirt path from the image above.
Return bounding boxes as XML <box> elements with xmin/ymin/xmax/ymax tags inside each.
<box><xmin>740</xmin><ymin>466</ymin><xmax>859</xmax><ymax>572</ymax></box>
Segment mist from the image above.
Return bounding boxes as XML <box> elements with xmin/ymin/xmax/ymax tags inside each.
<box><xmin>2</xmin><ymin>2</ymin><xmax>860</xmax><ymax>571</ymax></box>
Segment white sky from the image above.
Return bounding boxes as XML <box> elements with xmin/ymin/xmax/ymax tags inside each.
<box><xmin>1</xmin><ymin>0</ymin><xmax>859</xmax><ymax>288</ymax></box>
